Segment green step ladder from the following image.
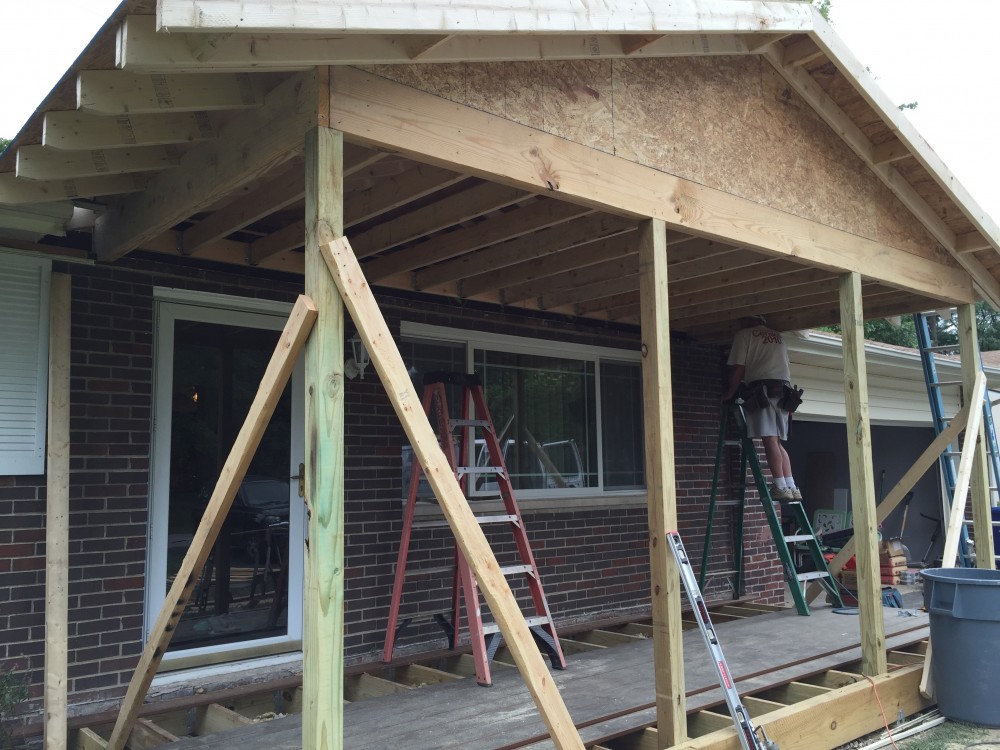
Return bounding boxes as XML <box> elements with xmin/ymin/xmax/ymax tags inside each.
<box><xmin>700</xmin><ymin>399</ymin><xmax>844</xmax><ymax>615</ymax></box>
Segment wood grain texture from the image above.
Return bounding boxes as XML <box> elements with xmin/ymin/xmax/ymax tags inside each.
<box><xmin>837</xmin><ymin>272</ymin><xmax>886</xmax><ymax>678</ymax></box>
<box><xmin>638</xmin><ymin>220</ymin><xmax>685</xmax><ymax>747</ymax></box>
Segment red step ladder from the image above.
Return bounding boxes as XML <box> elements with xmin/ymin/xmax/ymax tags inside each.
<box><xmin>382</xmin><ymin>371</ymin><xmax>566</xmax><ymax>686</ymax></box>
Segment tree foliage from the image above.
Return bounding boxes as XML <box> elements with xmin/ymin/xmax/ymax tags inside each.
<box><xmin>0</xmin><ymin>137</ymin><xmax>9</xmax><ymax>154</ymax></box>
<box><xmin>821</xmin><ymin>302</ymin><xmax>1000</xmax><ymax>352</ymax></box>
<box><xmin>812</xmin><ymin>0</ymin><xmax>832</xmax><ymax>21</ymax></box>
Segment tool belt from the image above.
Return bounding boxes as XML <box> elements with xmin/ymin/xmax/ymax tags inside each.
<box><xmin>739</xmin><ymin>380</ymin><xmax>804</xmax><ymax>413</ymax></box>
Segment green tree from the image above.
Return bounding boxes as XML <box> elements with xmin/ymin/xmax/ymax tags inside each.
<box><xmin>0</xmin><ymin>137</ymin><xmax>9</xmax><ymax>153</ymax></box>
<box><xmin>813</xmin><ymin>0</ymin><xmax>832</xmax><ymax>21</ymax></box>
<box><xmin>821</xmin><ymin>317</ymin><xmax>918</xmax><ymax>348</ymax></box>
<box><xmin>929</xmin><ymin>301</ymin><xmax>1000</xmax><ymax>352</ymax></box>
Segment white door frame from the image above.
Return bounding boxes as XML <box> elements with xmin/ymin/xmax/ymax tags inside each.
<box><xmin>147</xmin><ymin>288</ymin><xmax>305</xmax><ymax>663</ymax></box>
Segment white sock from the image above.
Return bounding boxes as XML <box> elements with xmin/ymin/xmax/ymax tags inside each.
<box><xmin>774</xmin><ymin>477</ymin><xmax>788</xmax><ymax>489</ymax></box>
<box><xmin>785</xmin><ymin>476</ymin><xmax>796</xmax><ymax>488</ymax></box>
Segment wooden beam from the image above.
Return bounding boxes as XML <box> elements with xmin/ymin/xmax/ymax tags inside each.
<box><xmin>318</xmin><ymin>232</ymin><xmax>583</xmax><ymax>749</ymax></box>
<box><xmin>781</xmin><ymin>37</ymin><xmax>825</xmax><ymax>67</ymax></box>
<box><xmin>871</xmin><ymin>138</ymin><xmax>909</xmax><ymax>166</ymax></box>
<box><xmin>838</xmin><ymin>272</ymin><xmax>887</xmax><ymax>679</ymax></box>
<box><xmin>540</xmin><ymin>272</ymin><xmax>639</xmax><ymax>310</ymax></box>
<box><xmin>77</xmin><ymin>70</ymin><xmax>267</xmax><ymax>115</ymax></box>
<box><xmin>192</xmin><ymin>704</ymin><xmax>252</xmax><ymax>734</ymax></box>
<box><xmin>43</xmin><ymin>110</ymin><xmax>215</xmax><ymax>151</ymax></box>
<box><xmin>158</xmin><ymin>0</ymin><xmax>815</xmax><ymax>34</ymax></box>
<box><xmin>670</xmin><ymin>267</ymin><xmax>833</xmax><ymax>310</ymax></box>
<box><xmin>16</xmin><ymin>144</ymin><xmax>180</xmax><ymax>181</ymax></box>
<box><xmin>417</xmin><ymin>213</ymin><xmax>634</xmax><ymax>290</ymax></box>
<box><xmin>329</xmin><ymin>67</ymin><xmax>973</xmax><ymax>304</ymax></box>
<box><xmin>302</xmin><ymin>122</ymin><xmax>345</xmax><ymax>750</ymax></box>
<box><xmin>671</xmin><ymin>275</ymin><xmax>839</xmax><ymax>317</ymax></box>
<box><xmin>807</xmin><ymin>400</ymin><xmax>972</xmax><ymax>602</ymax></box>
<box><xmin>481</xmin><ymin>232</ymin><xmax>636</xmax><ymax>302</ymax></box>
<box><xmin>668</xmin><ymin>258</ymin><xmax>805</xmax><ymax>298</ymax></box>
<box><xmin>93</xmin><ymin>69</ymin><xmax>317</xmax><ymax>260</ymax></box>
<box><xmin>44</xmin><ymin>274</ymin><xmax>71</xmax><ymax>750</ymax></box>
<box><xmin>621</xmin><ymin>34</ymin><xmax>667</xmax><ymax>55</ymax></box>
<box><xmin>180</xmin><ymin>164</ymin><xmax>304</xmax><ymax>255</ymax></box>
<box><xmin>955</xmin><ymin>231</ymin><xmax>992</xmax><ymax>254</ymax></box>
<box><xmin>531</xmin><ymin>255</ymin><xmax>639</xmax><ymax>307</ymax></box>
<box><xmin>671</xmin><ymin>664</ymin><xmax>932</xmax><ymax>750</ymax></box>
<box><xmin>104</xmin><ymin>295</ymin><xmax>317</xmax><ymax>750</ymax></box>
<box><xmin>0</xmin><ymin>171</ymin><xmax>145</xmax><ymax>204</ymax></box>
<box><xmin>128</xmin><ymin>719</ymin><xmax>178</xmax><ymax>749</ymax></box>
<box><xmin>638</xmin><ymin>219</ymin><xmax>685</xmax><ymax>747</ymax></box>
<box><xmin>958</xmin><ymin>304</ymin><xmax>996</xmax><ymax>568</ymax></box>
<box><xmin>121</xmin><ymin>14</ymin><xmax>757</xmax><ymax>71</ymax></box>
<box><xmin>76</xmin><ymin>728</ymin><xmax>107</xmax><ymax>750</ymax></box>
<box><xmin>345</xmin><ymin>163</ymin><xmax>465</xmax><ymax>228</ymax></box>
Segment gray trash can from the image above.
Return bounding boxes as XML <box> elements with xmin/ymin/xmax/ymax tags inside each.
<box><xmin>923</xmin><ymin>567</ymin><xmax>1000</xmax><ymax>726</ymax></box>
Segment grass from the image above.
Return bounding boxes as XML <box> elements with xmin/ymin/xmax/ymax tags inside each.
<box><xmin>898</xmin><ymin>721</ymin><xmax>992</xmax><ymax>750</ymax></box>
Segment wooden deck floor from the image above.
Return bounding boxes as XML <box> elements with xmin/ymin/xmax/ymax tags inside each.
<box><xmin>167</xmin><ymin>605</ymin><xmax>929</xmax><ymax>749</ymax></box>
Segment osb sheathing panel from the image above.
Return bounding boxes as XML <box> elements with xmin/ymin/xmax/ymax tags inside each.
<box><xmin>364</xmin><ymin>57</ymin><xmax>954</xmax><ymax>269</ymax></box>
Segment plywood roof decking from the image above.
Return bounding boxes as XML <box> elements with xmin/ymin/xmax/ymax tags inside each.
<box><xmin>160</xmin><ymin>606</ymin><xmax>929</xmax><ymax>750</ymax></box>
<box><xmin>0</xmin><ymin>2</ymin><xmax>996</xmax><ymax>335</ymax></box>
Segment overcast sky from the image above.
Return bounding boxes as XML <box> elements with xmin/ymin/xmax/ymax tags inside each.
<box><xmin>2</xmin><ymin>0</ymin><xmax>998</xmax><ymax>222</ymax></box>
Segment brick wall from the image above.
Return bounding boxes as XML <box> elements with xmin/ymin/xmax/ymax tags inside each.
<box><xmin>0</xmin><ymin>254</ymin><xmax>783</xmax><ymax>726</ymax></box>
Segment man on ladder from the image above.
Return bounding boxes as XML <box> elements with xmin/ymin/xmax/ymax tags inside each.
<box><xmin>721</xmin><ymin>315</ymin><xmax>802</xmax><ymax>503</ymax></box>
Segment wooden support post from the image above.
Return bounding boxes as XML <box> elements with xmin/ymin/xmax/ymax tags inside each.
<box><xmin>319</xmin><ymin>233</ymin><xmax>584</xmax><ymax>749</ymax></box>
<box><xmin>638</xmin><ymin>219</ymin><xmax>686</xmax><ymax>747</ymax></box>
<box><xmin>302</xmin><ymin>117</ymin><xmax>346</xmax><ymax>749</ymax></box>
<box><xmin>44</xmin><ymin>274</ymin><xmax>71</xmax><ymax>750</ymax></box>
<box><xmin>838</xmin><ymin>272</ymin><xmax>886</xmax><ymax>677</ymax></box>
<box><xmin>958</xmin><ymin>304</ymin><xmax>996</xmax><ymax>568</ymax></box>
<box><xmin>105</xmin><ymin>295</ymin><xmax>317</xmax><ymax>750</ymax></box>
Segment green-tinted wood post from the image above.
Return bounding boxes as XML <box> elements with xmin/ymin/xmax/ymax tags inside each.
<box><xmin>45</xmin><ymin>273</ymin><xmax>71</xmax><ymax>750</ymax></box>
<box><xmin>957</xmin><ymin>303</ymin><xmax>996</xmax><ymax>568</ymax></box>
<box><xmin>638</xmin><ymin>218</ymin><xmax>686</xmax><ymax>747</ymax></box>
<box><xmin>838</xmin><ymin>272</ymin><xmax>887</xmax><ymax>677</ymax></box>
<box><xmin>303</xmin><ymin>116</ymin><xmax>346</xmax><ymax>748</ymax></box>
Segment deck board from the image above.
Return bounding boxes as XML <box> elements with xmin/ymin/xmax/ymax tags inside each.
<box><xmin>165</xmin><ymin>605</ymin><xmax>928</xmax><ymax>749</ymax></box>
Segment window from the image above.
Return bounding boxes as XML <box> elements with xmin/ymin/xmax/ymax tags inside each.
<box><xmin>400</xmin><ymin>322</ymin><xmax>645</xmax><ymax>498</ymax></box>
<box><xmin>0</xmin><ymin>253</ymin><xmax>51</xmax><ymax>475</ymax></box>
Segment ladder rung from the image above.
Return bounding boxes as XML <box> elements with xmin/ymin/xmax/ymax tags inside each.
<box><xmin>795</xmin><ymin>571</ymin><xmax>832</xmax><ymax>582</ymax></box>
<box><xmin>450</xmin><ymin>418</ymin><xmax>491</xmax><ymax>429</ymax></box>
<box><xmin>784</xmin><ymin>534</ymin><xmax>815</xmax><ymax>543</ymax></box>
<box><xmin>413</xmin><ymin>519</ymin><xmax>453</xmax><ymax>529</ymax></box>
<box><xmin>457</xmin><ymin>466</ymin><xmax>504</xmax><ymax>475</ymax></box>
<box><xmin>500</xmin><ymin>564</ymin><xmax>534</xmax><ymax>576</ymax></box>
<box><xmin>482</xmin><ymin>615</ymin><xmax>551</xmax><ymax>635</ymax></box>
<box><xmin>403</xmin><ymin>565</ymin><xmax>453</xmax><ymax>577</ymax></box>
<box><xmin>930</xmin><ymin>380</ymin><xmax>963</xmax><ymax>387</ymax></box>
<box><xmin>475</xmin><ymin>514</ymin><xmax>518</xmax><ymax>525</ymax></box>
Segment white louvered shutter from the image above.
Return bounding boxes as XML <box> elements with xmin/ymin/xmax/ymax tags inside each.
<box><xmin>0</xmin><ymin>253</ymin><xmax>51</xmax><ymax>475</ymax></box>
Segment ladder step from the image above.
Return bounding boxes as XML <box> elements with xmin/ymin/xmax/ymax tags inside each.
<box><xmin>783</xmin><ymin>534</ymin><xmax>815</xmax><ymax>543</ymax></box>
<box><xmin>475</xmin><ymin>514</ymin><xmax>518</xmax><ymax>525</ymax></box>
<box><xmin>457</xmin><ymin>466</ymin><xmax>504</xmax><ymax>475</ymax></box>
<box><xmin>482</xmin><ymin>615</ymin><xmax>551</xmax><ymax>635</ymax></box>
<box><xmin>796</xmin><ymin>571</ymin><xmax>833</xmax><ymax>582</ymax></box>
<box><xmin>929</xmin><ymin>380</ymin><xmax>963</xmax><ymax>387</ymax></box>
<box><xmin>450</xmin><ymin>418</ymin><xmax>491</xmax><ymax>429</ymax></box>
<box><xmin>500</xmin><ymin>564</ymin><xmax>534</xmax><ymax>576</ymax></box>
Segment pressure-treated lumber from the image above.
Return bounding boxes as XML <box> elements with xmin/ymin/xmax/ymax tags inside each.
<box><xmin>94</xmin><ymin>69</ymin><xmax>317</xmax><ymax>261</ymax></box>
<box><xmin>105</xmin><ymin>294</ymin><xmax>318</xmax><ymax>750</ymax></box>
<box><xmin>329</xmin><ymin>67</ymin><xmax>973</xmax><ymax>305</ymax></box>
<box><xmin>671</xmin><ymin>664</ymin><xmax>932</xmax><ymax>750</ymax></box>
<box><xmin>77</xmin><ymin>71</ymin><xmax>266</xmax><ymax>115</ymax></box>
<box><xmin>806</xmin><ymin>399</ymin><xmax>973</xmax><ymax>603</ymax></box>
<box><xmin>318</xmin><ymin>231</ymin><xmax>584</xmax><ymax>750</ymax></box>
<box><xmin>638</xmin><ymin>219</ymin><xmax>685</xmax><ymax>748</ymax></box>
<box><xmin>44</xmin><ymin>274</ymin><xmax>71</xmax><ymax>750</ymax></box>
<box><xmin>838</xmin><ymin>272</ymin><xmax>886</xmax><ymax>678</ymax></box>
<box><xmin>958</xmin><ymin>304</ymin><xmax>996</xmax><ymax>568</ymax></box>
<box><xmin>158</xmin><ymin>0</ymin><xmax>815</xmax><ymax>34</ymax></box>
<box><xmin>302</xmin><ymin>121</ymin><xmax>346</xmax><ymax>750</ymax></box>
<box><xmin>0</xmin><ymin>171</ymin><xmax>145</xmax><ymax>204</ymax></box>
<box><xmin>16</xmin><ymin>144</ymin><xmax>180</xmax><ymax>181</ymax></box>
<box><xmin>43</xmin><ymin>110</ymin><xmax>215</xmax><ymax>150</ymax></box>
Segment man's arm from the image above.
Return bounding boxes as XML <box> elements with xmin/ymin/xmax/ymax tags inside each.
<box><xmin>721</xmin><ymin>364</ymin><xmax>745</xmax><ymax>402</ymax></box>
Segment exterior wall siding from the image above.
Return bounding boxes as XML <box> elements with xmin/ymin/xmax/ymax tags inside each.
<box><xmin>0</xmin><ymin>255</ymin><xmax>783</xmax><ymax>730</ymax></box>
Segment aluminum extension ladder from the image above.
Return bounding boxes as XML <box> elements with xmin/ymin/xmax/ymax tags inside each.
<box><xmin>700</xmin><ymin>400</ymin><xmax>843</xmax><ymax>614</ymax></box>
<box><xmin>668</xmin><ymin>531</ymin><xmax>779</xmax><ymax>750</ymax></box>
<box><xmin>382</xmin><ymin>371</ymin><xmax>566</xmax><ymax>686</ymax></box>
<box><xmin>913</xmin><ymin>311</ymin><xmax>1000</xmax><ymax>567</ymax></box>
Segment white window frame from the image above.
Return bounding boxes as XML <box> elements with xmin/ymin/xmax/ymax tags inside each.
<box><xmin>400</xmin><ymin>321</ymin><xmax>645</xmax><ymax>501</ymax></box>
<box><xmin>147</xmin><ymin>288</ymin><xmax>306</xmax><ymax>663</ymax></box>
<box><xmin>0</xmin><ymin>252</ymin><xmax>51</xmax><ymax>476</ymax></box>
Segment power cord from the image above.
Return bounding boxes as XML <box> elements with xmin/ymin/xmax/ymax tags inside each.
<box><xmin>862</xmin><ymin>674</ymin><xmax>901</xmax><ymax>750</ymax></box>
